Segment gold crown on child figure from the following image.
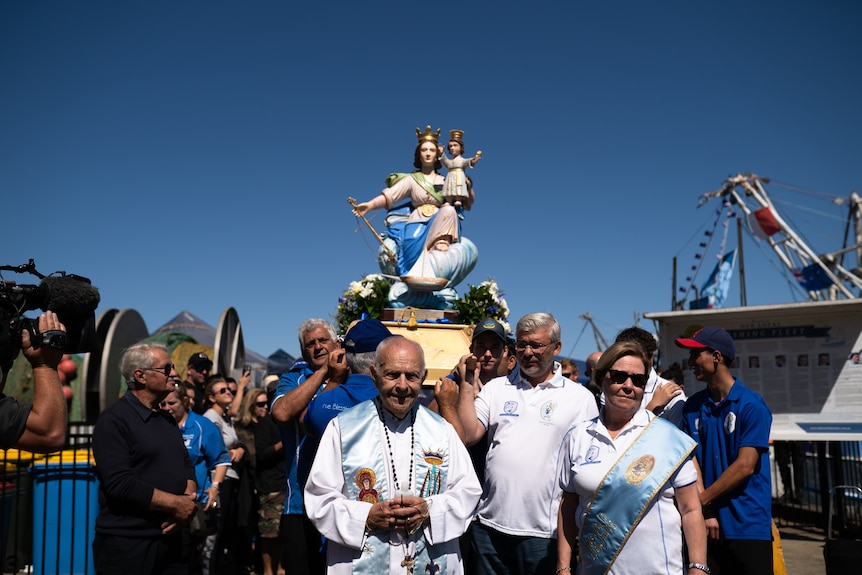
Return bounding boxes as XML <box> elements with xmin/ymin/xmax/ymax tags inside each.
<box><xmin>449</xmin><ymin>129</ymin><xmax>464</xmax><ymax>141</ymax></box>
<box><xmin>416</xmin><ymin>125</ymin><xmax>441</xmax><ymax>143</ymax></box>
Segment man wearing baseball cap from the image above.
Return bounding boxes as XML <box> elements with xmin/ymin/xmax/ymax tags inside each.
<box><xmin>444</xmin><ymin>317</ymin><xmax>511</xmax><ymax>573</ymax></box>
<box><xmin>186</xmin><ymin>351</ymin><xmax>213</xmax><ymax>414</ymax></box>
<box><xmin>675</xmin><ymin>326</ymin><xmax>773</xmax><ymax>574</ymax></box>
<box><xmin>465</xmin><ymin>317</ymin><xmax>511</xmax><ymax>386</ymax></box>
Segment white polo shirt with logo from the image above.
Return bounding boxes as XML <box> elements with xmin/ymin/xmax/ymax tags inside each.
<box><xmin>473</xmin><ymin>364</ymin><xmax>599</xmax><ymax>538</ymax></box>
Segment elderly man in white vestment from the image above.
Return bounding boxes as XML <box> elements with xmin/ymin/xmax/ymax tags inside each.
<box><xmin>305</xmin><ymin>336</ymin><xmax>481</xmax><ymax>575</ymax></box>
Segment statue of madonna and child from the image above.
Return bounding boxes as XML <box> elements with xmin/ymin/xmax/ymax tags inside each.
<box><xmin>350</xmin><ymin>125</ymin><xmax>482</xmax><ymax>310</ymax></box>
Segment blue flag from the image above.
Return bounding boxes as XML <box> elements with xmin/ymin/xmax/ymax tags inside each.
<box><xmin>700</xmin><ymin>249</ymin><xmax>737</xmax><ymax>308</ymax></box>
<box><xmin>792</xmin><ymin>263</ymin><xmax>833</xmax><ymax>291</ymax></box>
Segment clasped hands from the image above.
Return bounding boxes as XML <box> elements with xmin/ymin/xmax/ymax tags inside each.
<box><xmin>365</xmin><ymin>495</ymin><xmax>430</xmax><ymax>535</ymax></box>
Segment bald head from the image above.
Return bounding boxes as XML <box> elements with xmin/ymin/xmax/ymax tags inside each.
<box><xmin>371</xmin><ymin>337</ymin><xmax>426</xmax><ymax>420</ymax></box>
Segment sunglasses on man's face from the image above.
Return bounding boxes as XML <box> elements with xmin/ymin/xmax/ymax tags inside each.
<box><xmin>606</xmin><ymin>369</ymin><xmax>648</xmax><ymax>389</ymax></box>
<box><xmin>141</xmin><ymin>364</ymin><xmax>174</xmax><ymax>377</ymax></box>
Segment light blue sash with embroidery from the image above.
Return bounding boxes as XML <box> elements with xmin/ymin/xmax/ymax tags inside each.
<box><xmin>339</xmin><ymin>399</ymin><xmax>449</xmax><ymax>575</ymax></box>
<box><xmin>579</xmin><ymin>416</ymin><xmax>696</xmax><ymax>575</ymax></box>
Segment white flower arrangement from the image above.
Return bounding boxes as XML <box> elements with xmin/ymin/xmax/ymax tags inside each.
<box><xmin>335</xmin><ymin>274</ymin><xmax>392</xmax><ymax>333</ymax></box>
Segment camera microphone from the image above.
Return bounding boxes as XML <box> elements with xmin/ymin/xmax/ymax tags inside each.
<box><xmin>0</xmin><ymin>263</ymin><xmax>101</xmax><ymax>365</ymax></box>
<box><xmin>37</xmin><ymin>275</ymin><xmax>101</xmax><ymax>318</ymax></box>
<box><xmin>25</xmin><ymin>275</ymin><xmax>101</xmax><ymax>353</ymax></box>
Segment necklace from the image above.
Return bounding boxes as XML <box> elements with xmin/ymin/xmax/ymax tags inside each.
<box><xmin>376</xmin><ymin>398</ymin><xmax>415</xmax><ymax>494</ymax></box>
<box><xmin>375</xmin><ymin>399</ymin><xmax>419</xmax><ymax>573</ymax></box>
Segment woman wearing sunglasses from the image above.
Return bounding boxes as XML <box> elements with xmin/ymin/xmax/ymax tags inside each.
<box><xmin>235</xmin><ymin>389</ymin><xmax>270</xmax><ymax>461</ymax></box>
<box><xmin>234</xmin><ymin>390</ymin><xmax>269</xmax><ymax>568</ymax></box>
<box><xmin>203</xmin><ymin>376</ymin><xmax>247</xmax><ymax>572</ymax></box>
<box><xmin>556</xmin><ymin>341</ymin><xmax>708</xmax><ymax>575</ymax></box>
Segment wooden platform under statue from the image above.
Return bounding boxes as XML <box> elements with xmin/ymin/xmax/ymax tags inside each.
<box><xmin>380</xmin><ymin>308</ymin><xmax>460</xmax><ymax>323</ymax></box>
<box><xmin>380</xmin><ymin>308</ymin><xmax>472</xmax><ymax>386</ymax></box>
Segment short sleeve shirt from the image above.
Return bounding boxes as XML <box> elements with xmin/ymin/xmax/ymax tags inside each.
<box><xmin>473</xmin><ymin>365</ymin><xmax>599</xmax><ymax>537</ymax></box>
<box><xmin>272</xmin><ymin>360</ymin><xmax>318</xmax><ymax>514</ymax></box>
<box><xmin>682</xmin><ymin>378</ymin><xmax>773</xmax><ymax>540</ymax></box>
<box><xmin>0</xmin><ymin>394</ymin><xmax>30</xmax><ymax>449</ymax></box>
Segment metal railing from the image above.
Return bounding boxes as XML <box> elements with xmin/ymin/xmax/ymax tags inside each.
<box><xmin>1</xmin><ymin>425</ymin><xmax>96</xmax><ymax>575</ymax></box>
<box><xmin>772</xmin><ymin>440</ymin><xmax>862</xmax><ymax>538</ymax></box>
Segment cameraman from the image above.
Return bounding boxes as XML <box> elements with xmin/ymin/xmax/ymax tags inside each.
<box><xmin>0</xmin><ymin>311</ymin><xmax>67</xmax><ymax>452</ymax></box>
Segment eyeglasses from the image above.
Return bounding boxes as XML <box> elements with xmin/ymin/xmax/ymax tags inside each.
<box><xmin>606</xmin><ymin>369</ymin><xmax>648</xmax><ymax>389</ymax></box>
<box><xmin>140</xmin><ymin>364</ymin><xmax>174</xmax><ymax>376</ymax></box>
<box><xmin>215</xmin><ymin>387</ymin><xmax>233</xmax><ymax>395</ymax></box>
<box><xmin>514</xmin><ymin>341</ymin><xmax>554</xmax><ymax>352</ymax></box>
<box><xmin>255</xmin><ymin>401</ymin><xmax>268</xmax><ymax>408</ymax></box>
<box><xmin>562</xmin><ymin>372</ymin><xmax>575</xmax><ymax>379</ymax></box>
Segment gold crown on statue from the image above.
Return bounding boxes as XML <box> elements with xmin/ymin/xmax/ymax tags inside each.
<box><xmin>449</xmin><ymin>129</ymin><xmax>464</xmax><ymax>141</ymax></box>
<box><xmin>416</xmin><ymin>125</ymin><xmax>441</xmax><ymax>143</ymax></box>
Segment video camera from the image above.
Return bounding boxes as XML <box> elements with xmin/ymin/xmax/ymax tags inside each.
<box><xmin>0</xmin><ymin>259</ymin><xmax>101</xmax><ymax>367</ymax></box>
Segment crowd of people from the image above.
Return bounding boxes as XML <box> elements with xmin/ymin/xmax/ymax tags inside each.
<box><xmin>0</xmin><ymin>126</ymin><xmax>793</xmax><ymax>575</ymax></box>
<box><xmin>1</xmin><ymin>309</ymin><xmax>779</xmax><ymax>575</ymax></box>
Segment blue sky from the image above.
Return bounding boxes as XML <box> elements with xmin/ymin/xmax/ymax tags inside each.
<box><xmin>2</xmin><ymin>1</ymin><xmax>860</xmax><ymax>363</ymax></box>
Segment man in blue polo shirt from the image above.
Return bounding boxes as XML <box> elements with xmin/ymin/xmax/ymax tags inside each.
<box><xmin>301</xmin><ymin>318</ymin><xmax>392</xmax><ymax>439</ymax></box>
<box><xmin>271</xmin><ymin>318</ymin><xmax>347</xmax><ymax>575</ymax></box>
<box><xmin>297</xmin><ymin>318</ymin><xmax>392</xmax><ymax>494</ymax></box>
<box><xmin>676</xmin><ymin>326</ymin><xmax>773</xmax><ymax>575</ymax></box>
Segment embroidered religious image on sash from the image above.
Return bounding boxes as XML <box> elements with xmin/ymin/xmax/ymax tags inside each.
<box><xmin>355</xmin><ymin>468</ymin><xmax>379</xmax><ymax>503</ymax></box>
<box><xmin>625</xmin><ymin>455</ymin><xmax>655</xmax><ymax>486</ymax></box>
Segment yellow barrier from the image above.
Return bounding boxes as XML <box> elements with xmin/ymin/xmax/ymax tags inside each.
<box><xmin>772</xmin><ymin>520</ymin><xmax>787</xmax><ymax>575</ymax></box>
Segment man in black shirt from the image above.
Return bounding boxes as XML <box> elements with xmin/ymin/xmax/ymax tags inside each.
<box><xmin>92</xmin><ymin>342</ymin><xmax>197</xmax><ymax>574</ymax></box>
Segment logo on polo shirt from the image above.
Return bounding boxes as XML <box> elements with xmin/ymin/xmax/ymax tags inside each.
<box><xmin>540</xmin><ymin>400</ymin><xmax>557</xmax><ymax>421</ymax></box>
<box><xmin>724</xmin><ymin>412</ymin><xmax>737</xmax><ymax>434</ymax></box>
<box><xmin>500</xmin><ymin>401</ymin><xmax>519</xmax><ymax>417</ymax></box>
<box><xmin>583</xmin><ymin>445</ymin><xmax>601</xmax><ymax>465</ymax></box>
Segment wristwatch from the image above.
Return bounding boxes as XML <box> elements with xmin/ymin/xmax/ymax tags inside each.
<box><xmin>688</xmin><ymin>562</ymin><xmax>711</xmax><ymax>574</ymax></box>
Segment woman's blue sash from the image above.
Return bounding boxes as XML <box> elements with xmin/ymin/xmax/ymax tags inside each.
<box><xmin>579</xmin><ymin>416</ymin><xmax>695</xmax><ymax>575</ymax></box>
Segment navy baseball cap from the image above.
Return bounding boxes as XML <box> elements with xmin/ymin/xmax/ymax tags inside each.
<box><xmin>187</xmin><ymin>352</ymin><xmax>213</xmax><ymax>371</ymax></box>
<box><xmin>343</xmin><ymin>319</ymin><xmax>392</xmax><ymax>353</ymax></box>
<box><xmin>674</xmin><ymin>326</ymin><xmax>736</xmax><ymax>361</ymax></box>
<box><xmin>472</xmin><ymin>317</ymin><xmax>507</xmax><ymax>342</ymax></box>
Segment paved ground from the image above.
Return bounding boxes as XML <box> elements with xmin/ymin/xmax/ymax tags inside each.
<box><xmin>2</xmin><ymin>524</ymin><xmax>833</xmax><ymax>574</ymax></box>
<box><xmin>779</xmin><ymin>525</ymin><xmax>826</xmax><ymax>574</ymax></box>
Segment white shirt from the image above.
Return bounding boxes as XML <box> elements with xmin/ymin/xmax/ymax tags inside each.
<box><xmin>558</xmin><ymin>410</ymin><xmax>697</xmax><ymax>574</ymax></box>
<box><xmin>473</xmin><ymin>364</ymin><xmax>599</xmax><ymax>538</ymax></box>
<box><xmin>203</xmin><ymin>408</ymin><xmax>240</xmax><ymax>480</ymax></box>
<box><xmin>642</xmin><ymin>367</ymin><xmax>686</xmax><ymax>427</ymax></box>
<box><xmin>305</xmin><ymin>404</ymin><xmax>481</xmax><ymax>574</ymax></box>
